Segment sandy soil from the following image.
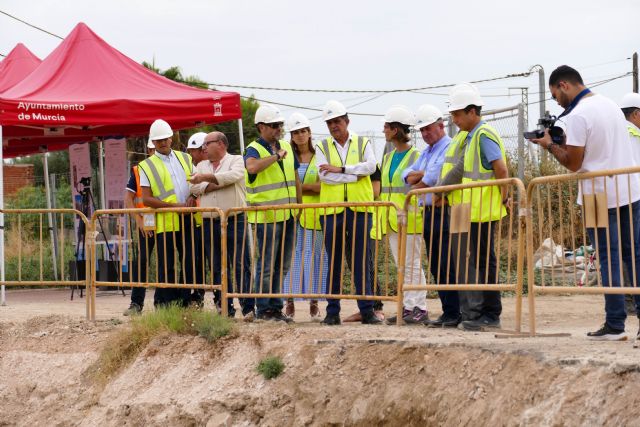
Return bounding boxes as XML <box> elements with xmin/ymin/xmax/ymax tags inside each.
<box><xmin>1</xmin><ymin>289</ymin><xmax>639</xmax><ymax>426</ymax></box>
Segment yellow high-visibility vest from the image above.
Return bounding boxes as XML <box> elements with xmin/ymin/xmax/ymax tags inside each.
<box><xmin>374</xmin><ymin>147</ymin><xmax>421</xmax><ymax>238</ymax></box>
<box><xmin>299</xmin><ymin>154</ymin><xmax>322</xmax><ymax>230</ymax></box>
<box><xmin>439</xmin><ymin>131</ymin><xmax>468</xmax><ymax>206</ymax></box>
<box><xmin>138</xmin><ymin>150</ymin><xmax>193</xmax><ymax>233</ymax></box>
<box><xmin>316</xmin><ymin>133</ymin><xmax>374</xmax><ymax>214</ymax></box>
<box><xmin>461</xmin><ymin>123</ymin><xmax>507</xmax><ymax>223</ymax></box>
<box><xmin>245</xmin><ymin>139</ymin><xmax>297</xmax><ymax>224</ymax></box>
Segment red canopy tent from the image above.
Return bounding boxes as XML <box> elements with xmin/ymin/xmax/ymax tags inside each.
<box><xmin>0</xmin><ymin>43</ymin><xmax>42</xmax><ymax>94</ymax></box>
<box><xmin>0</xmin><ymin>22</ymin><xmax>242</xmax><ymax>157</ymax></box>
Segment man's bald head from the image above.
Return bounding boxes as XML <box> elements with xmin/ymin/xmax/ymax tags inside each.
<box><xmin>204</xmin><ymin>131</ymin><xmax>228</xmax><ymax>148</ymax></box>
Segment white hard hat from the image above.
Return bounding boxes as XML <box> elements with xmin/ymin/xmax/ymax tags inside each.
<box><xmin>149</xmin><ymin>119</ymin><xmax>173</xmax><ymax>141</ymax></box>
<box><xmin>620</xmin><ymin>92</ymin><xmax>640</xmax><ymax>109</ymax></box>
<box><xmin>147</xmin><ymin>139</ymin><xmax>155</xmax><ymax>149</ymax></box>
<box><xmin>254</xmin><ymin>104</ymin><xmax>285</xmax><ymax>125</ymax></box>
<box><xmin>287</xmin><ymin>112</ymin><xmax>311</xmax><ymax>132</ymax></box>
<box><xmin>322</xmin><ymin>100</ymin><xmax>348</xmax><ymax>121</ymax></box>
<box><xmin>382</xmin><ymin>105</ymin><xmax>415</xmax><ymax>126</ymax></box>
<box><xmin>187</xmin><ymin>132</ymin><xmax>207</xmax><ymax>149</ymax></box>
<box><xmin>447</xmin><ymin>82</ymin><xmax>484</xmax><ymax>112</ymax></box>
<box><xmin>414</xmin><ymin>104</ymin><xmax>443</xmax><ymax>130</ymax></box>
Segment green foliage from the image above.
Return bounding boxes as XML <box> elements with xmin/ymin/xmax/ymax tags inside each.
<box><xmin>191</xmin><ymin>310</ymin><xmax>235</xmax><ymax>342</ymax></box>
<box><xmin>256</xmin><ymin>356</ymin><xmax>285</xmax><ymax>380</ymax></box>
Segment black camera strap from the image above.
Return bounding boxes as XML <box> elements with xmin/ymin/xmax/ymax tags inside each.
<box><xmin>557</xmin><ymin>88</ymin><xmax>591</xmax><ymax>120</ymax></box>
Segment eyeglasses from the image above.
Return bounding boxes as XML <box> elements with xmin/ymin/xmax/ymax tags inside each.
<box><xmin>265</xmin><ymin>122</ymin><xmax>283</xmax><ymax>129</ymax></box>
<box><xmin>204</xmin><ymin>139</ymin><xmax>221</xmax><ymax>146</ymax></box>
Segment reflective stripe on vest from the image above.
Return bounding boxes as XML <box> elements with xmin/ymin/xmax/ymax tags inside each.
<box><xmin>629</xmin><ymin>124</ymin><xmax>640</xmax><ymax>139</ymax></box>
<box><xmin>138</xmin><ymin>150</ymin><xmax>193</xmax><ymax>233</ymax></box>
<box><xmin>317</xmin><ymin>133</ymin><xmax>374</xmax><ymax>214</ymax></box>
<box><xmin>245</xmin><ymin>139</ymin><xmax>297</xmax><ymax>223</ymax></box>
<box><xmin>374</xmin><ymin>147</ymin><xmax>421</xmax><ymax>237</ymax></box>
<box><xmin>461</xmin><ymin>123</ymin><xmax>507</xmax><ymax>223</ymax></box>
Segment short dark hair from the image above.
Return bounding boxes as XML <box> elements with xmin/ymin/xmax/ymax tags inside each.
<box><xmin>463</xmin><ymin>105</ymin><xmax>482</xmax><ymax>116</ymax></box>
<box><xmin>622</xmin><ymin>107</ymin><xmax>639</xmax><ymax>119</ymax></box>
<box><xmin>549</xmin><ymin>65</ymin><xmax>584</xmax><ymax>86</ymax></box>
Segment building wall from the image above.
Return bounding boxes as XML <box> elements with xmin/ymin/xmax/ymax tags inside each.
<box><xmin>4</xmin><ymin>164</ymin><xmax>35</xmax><ymax>196</ymax></box>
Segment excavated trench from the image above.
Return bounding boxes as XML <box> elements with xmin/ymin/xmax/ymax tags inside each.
<box><xmin>1</xmin><ymin>317</ymin><xmax>640</xmax><ymax>426</ymax></box>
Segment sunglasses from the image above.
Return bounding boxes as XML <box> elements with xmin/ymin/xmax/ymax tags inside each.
<box><xmin>265</xmin><ymin>122</ymin><xmax>283</xmax><ymax>129</ymax></box>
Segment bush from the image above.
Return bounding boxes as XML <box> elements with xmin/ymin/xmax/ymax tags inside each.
<box><xmin>256</xmin><ymin>356</ymin><xmax>285</xmax><ymax>380</ymax></box>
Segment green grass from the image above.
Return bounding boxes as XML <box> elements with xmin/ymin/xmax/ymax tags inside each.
<box><xmin>90</xmin><ymin>304</ymin><xmax>235</xmax><ymax>384</ymax></box>
<box><xmin>256</xmin><ymin>356</ymin><xmax>285</xmax><ymax>380</ymax></box>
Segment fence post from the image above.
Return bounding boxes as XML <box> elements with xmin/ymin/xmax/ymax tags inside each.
<box><xmin>517</xmin><ymin>103</ymin><xmax>525</xmax><ymax>182</ymax></box>
<box><xmin>220</xmin><ymin>210</ymin><xmax>228</xmax><ymax>318</ymax></box>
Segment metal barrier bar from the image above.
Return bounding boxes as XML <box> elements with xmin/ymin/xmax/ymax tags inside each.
<box><xmin>526</xmin><ymin>166</ymin><xmax>640</xmax><ymax>336</ymax></box>
<box><xmin>0</xmin><ymin>208</ymin><xmax>92</xmax><ymax>319</ymax></box>
<box><xmin>90</xmin><ymin>207</ymin><xmax>227</xmax><ymax>318</ymax></box>
<box><xmin>224</xmin><ymin>201</ymin><xmax>401</xmax><ymax>318</ymax></box>
<box><xmin>402</xmin><ymin>178</ymin><xmax>526</xmax><ymax>332</ymax></box>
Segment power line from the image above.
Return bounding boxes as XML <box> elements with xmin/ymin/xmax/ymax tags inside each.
<box><xmin>0</xmin><ymin>9</ymin><xmax>64</xmax><ymax>39</ymax></box>
<box><xmin>209</xmin><ymin>72</ymin><xmax>533</xmax><ymax>94</ymax></box>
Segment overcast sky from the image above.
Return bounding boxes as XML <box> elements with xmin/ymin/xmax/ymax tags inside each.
<box><xmin>1</xmin><ymin>0</ymin><xmax>639</xmax><ymax>151</ymax></box>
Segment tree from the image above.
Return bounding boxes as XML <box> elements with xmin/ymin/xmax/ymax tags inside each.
<box><xmin>142</xmin><ymin>61</ymin><xmax>259</xmax><ymax>154</ymax></box>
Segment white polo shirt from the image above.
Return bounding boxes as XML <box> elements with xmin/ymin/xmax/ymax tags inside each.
<box><xmin>564</xmin><ymin>94</ymin><xmax>640</xmax><ymax>208</ymax></box>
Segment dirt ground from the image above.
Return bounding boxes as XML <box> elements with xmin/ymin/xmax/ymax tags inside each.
<box><xmin>1</xmin><ymin>288</ymin><xmax>640</xmax><ymax>426</ymax></box>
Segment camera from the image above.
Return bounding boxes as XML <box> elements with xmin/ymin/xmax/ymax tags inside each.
<box><xmin>524</xmin><ymin>114</ymin><xmax>565</xmax><ymax>144</ymax></box>
<box><xmin>78</xmin><ymin>176</ymin><xmax>92</xmax><ymax>194</ymax></box>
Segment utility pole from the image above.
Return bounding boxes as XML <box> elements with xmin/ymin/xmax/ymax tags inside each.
<box><xmin>530</xmin><ymin>64</ymin><xmax>547</xmax><ymax>164</ymax></box>
<box><xmin>633</xmin><ymin>52</ymin><xmax>638</xmax><ymax>93</ymax></box>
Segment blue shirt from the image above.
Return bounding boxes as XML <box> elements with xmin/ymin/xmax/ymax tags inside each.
<box><xmin>244</xmin><ymin>137</ymin><xmax>299</xmax><ymax>184</ymax></box>
<box><xmin>466</xmin><ymin>121</ymin><xmax>502</xmax><ymax>170</ymax></box>
<box><xmin>401</xmin><ymin>134</ymin><xmax>451</xmax><ymax>205</ymax></box>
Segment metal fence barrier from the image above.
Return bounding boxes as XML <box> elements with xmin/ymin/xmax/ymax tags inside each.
<box><xmin>526</xmin><ymin>166</ymin><xmax>640</xmax><ymax>336</ymax></box>
<box><xmin>223</xmin><ymin>201</ymin><xmax>402</xmax><ymax>315</ymax></box>
<box><xmin>401</xmin><ymin>178</ymin><xmax>526</xmax><ymax>332</ymax></box>
<box><xmin>0</xmin><ymin>208</ymin><xmax>91</xmax><ymax>319</ymax></box>
<box><xmin>89</xmin><ymin>207</ymin><xmax>226</xmax><ymax>320</ymax></box>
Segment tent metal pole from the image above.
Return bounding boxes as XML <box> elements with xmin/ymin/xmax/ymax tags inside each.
<box><xmin>98</xmin><ymin>139</ymin><xmax>107</xmax><ymax>260</ymax></box>
<box><xmin>42</xmin><ymin>150</ymin><xmax>58</xmax><ymax>280</ymax></box>
<box><xmin>237</xmin><ymin>118</ymin><xmax>245</xmax><ymax>153</ymax></box>
<box><xmin>1</xmin><ymin>125</ymin><xmax>5</xmax><ymax>306</ymax></box>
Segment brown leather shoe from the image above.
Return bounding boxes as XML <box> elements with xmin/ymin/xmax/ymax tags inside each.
<box><xmin>285</xmin><ymin>299</ymin><xmax>295</xmax><ymax>318</ymax></box>
<box><xmin>343</xmin><ymin>311</ymin><xmax>362</xmax><ymax>322</ymax></box>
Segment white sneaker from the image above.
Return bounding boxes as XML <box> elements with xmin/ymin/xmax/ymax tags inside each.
<box><xmin>586</xmin><ymin>324</ymin><xmax>628</xmax><ymax>341</ymax></box>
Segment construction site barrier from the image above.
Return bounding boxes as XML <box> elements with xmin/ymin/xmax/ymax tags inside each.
<box><xmin>526</xmin><ymin>166</ymin><xmax>640</xmax><ymax>335</ymax></box>
<box><xmin>223</xmin><ymin>201</ymin><xmax>403</xmax><ymax>313</ymax></box>
<box><xmin>89</xmin><ymin>207</ymin><xmax>226</xmax><ymax>320</ymax></box>
<box><xmin>0</xmin><ymin>208</ymin><xmax>91</xmax><ymax>319</ymax></box>
<box><xmin>401</xmin><ymin>178</ymin><xmax>526</xmax><ymax>331</ymax></box>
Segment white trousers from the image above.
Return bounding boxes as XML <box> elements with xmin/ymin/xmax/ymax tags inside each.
<box><xmin>388</xmin><ymin>230</ymin><xmax>427</xmax><ymax>311</ymax></box>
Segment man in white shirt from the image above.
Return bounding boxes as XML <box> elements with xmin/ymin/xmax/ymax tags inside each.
<box><xmin>190</xmin><ymin>131</ymin><xmax>254</xmax><ymax>320</ymax></box>
<box><xmin>139</xmin><ymin>119</ymin><xmax>197</xmax><ymax>307</ymax></box>
<box><xmin>315</xmin><ymin>100</ymin><xmax>381</xmax><ymax>325</ymax></box>
<box><xmin>531</xmin><ymin>66</ymin><xmax>640</xmax><ymax>341</ymax></box>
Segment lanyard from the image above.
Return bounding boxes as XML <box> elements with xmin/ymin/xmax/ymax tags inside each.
<box><xmin>558</xmin><ymin>88</ymin><xmax>591</xmax><ymax>120</ymax></box>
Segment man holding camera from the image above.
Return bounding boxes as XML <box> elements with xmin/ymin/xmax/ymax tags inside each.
<box><xmin>530</xmin><ymin>65</ymin><xmax>640</xmax><ymax>341</ymax></box>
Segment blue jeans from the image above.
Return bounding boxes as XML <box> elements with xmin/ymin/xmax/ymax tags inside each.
<box><xmin>254</xmin><ymin>218</ymin><xmax>295</xmax><ymax>315</ymax></box>
<box><xmin>321</xmin><ymin>210</ymin><xmax>375</xmax><ymax>316</ymax></box>
<box><xmin>423</xmin><ymin>206</ymin><xmax>460</xmax><ymax>318</ymax></box>
<box><xmin>587</xmin><ymin>200</ymin><xmax>640</xmax><ymax>331</ymax></box>
<box><xmin>203</xmin><ymin>214</ymin><xmax>254</xmax><ymax>315</ymax></box>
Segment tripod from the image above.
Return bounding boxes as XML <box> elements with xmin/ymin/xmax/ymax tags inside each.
<box><xmin>71</xmin><ymin>179</ymin><xmax>124</xmax><ymax>299</ymax></box>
